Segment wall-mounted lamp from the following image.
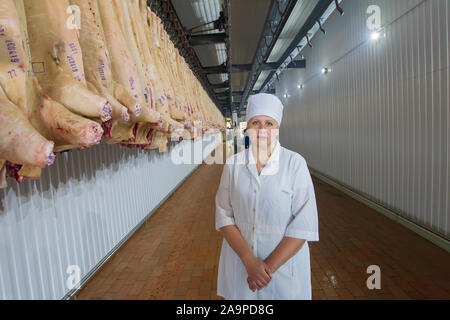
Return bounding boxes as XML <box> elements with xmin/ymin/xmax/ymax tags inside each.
<box><xmin>322</xmin><ymin>67</ymin><xmax>330</xmax><ymax>74</ymax></box>
<box><xmin>371</xmin><ymin>32</ymin><xmax>380</xmax><ymax>41</ymax></box>
<box><xmin>370</xmin><ymin>31</ymin><xmax>386</xmax><ymax>41</ymax></box>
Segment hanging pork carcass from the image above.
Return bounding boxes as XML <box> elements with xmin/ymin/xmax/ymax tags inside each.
<box><xmin>0</xmin><ymin>0</ymin><xmax>55</xmax><ymax>185</ymax></box>
<box><xmin>69</xmin><ymin>0</ymin><xmax>133</xmax><ymax>122</ymax></box>
<box><xmin>97</xmin><ymin>0</ymin><xmax>170</xmax><ymax>147</ymax></box>
<box><xmin>125</xmin><ymin>0</ymin><xmax>184</xmax><ymax>150</ymax></box>
<box><xmin>23</xmin><ymin>0</ymin><xmax>115</xmax><ymax>123</ymax></box>
<box><xmin>1</xmin><ymin>0</ymin><xmax>106</xmax><ymax>184</ymax></box>
<box><xmin>135</xmin><ymin>1</ymin><xmax>184</xmax><ymax>130</ymax></box>
<box><xmin>146</xmin><ymin>11</ymin><xmax>186</xmax><ymax>122</ymax></box>
<box><xmin>19</xmin><ymin>0</ymin><xmax>104</xmax><ymax>153</ymax></box>
<box><xmin>69</xmin><ymin>0</ymin><xmax>151</xmax><ymax>145</ymax></box>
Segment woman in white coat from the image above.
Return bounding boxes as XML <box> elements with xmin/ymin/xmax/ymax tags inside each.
<box><xmin>215</xmin><ymin>93</ymin><xmax>319</xmax><ymax>300</ymax></box>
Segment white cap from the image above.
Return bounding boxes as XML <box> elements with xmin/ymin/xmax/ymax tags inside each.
<box><xmin>245</xmin><ymin>93</ymin><xmax>284</xmax><ymax>126</ymax></box>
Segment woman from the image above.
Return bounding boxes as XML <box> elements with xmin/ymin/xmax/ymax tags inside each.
<box><xmin>215</xmin><ymin>93</ymin><xmax>319</xmax><ymax>300</ymax></box>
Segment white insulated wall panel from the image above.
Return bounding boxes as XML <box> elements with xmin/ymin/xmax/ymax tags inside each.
<box><xmin>277</xmin><ymin>0</ymin><xmax>449</xmax><ymax>239</ymax></box>
<box><xmin>0</xmin><ymin>134</ymin><xmax>222</xmax><ymax>299</ymax></box>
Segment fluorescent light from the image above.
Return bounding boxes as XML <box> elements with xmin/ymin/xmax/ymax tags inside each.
<box><xmin>322</xmin><ymin>67</ymin><xmax>329</xmax><ymax>74</ymax></box>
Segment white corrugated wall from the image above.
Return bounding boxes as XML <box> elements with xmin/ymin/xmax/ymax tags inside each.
<box><xmin>277</xmin><ymin>0</ymin><xmax>449</xmax><ymax>240</ymax></box>
<box><xmin>0</xmin><ymin>134</ymin><xmax>222</xmax><ymax>299</ymax></box>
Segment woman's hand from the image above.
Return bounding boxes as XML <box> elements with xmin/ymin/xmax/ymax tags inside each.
<box><xmin>247</xmin><ymin>278</ymin><xmax>258</xmax><ymax>292</ymax></box>
<box><xmin>243</xmin><ymin>255</ymin><xmax>273</xmax><ymax>291</ymax></box>
<box><xmin>218</xmin><ymin>226</ymin><xmax>275</xmax><ymax>292</ymax></box>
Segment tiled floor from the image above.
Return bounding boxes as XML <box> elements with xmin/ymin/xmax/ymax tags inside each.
<box><xmin>76</xmin><ymin>158</ymin><xmax>450</xmax><ymax>300</ymax></box>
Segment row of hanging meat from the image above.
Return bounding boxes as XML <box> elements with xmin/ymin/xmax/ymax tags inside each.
<box><xmin>0</xmin><ymin>0</ymin><xmax>226</xmax><ymax>186</ymax></box>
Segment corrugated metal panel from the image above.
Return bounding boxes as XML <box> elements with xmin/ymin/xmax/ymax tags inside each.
<box><xmin>0</xmin><ymin>134</ymin><xmax>222</xmax><ymax>299</ymax></box>
<box><xmin>277</xmin><ymin>0</ymin><xmax>449</xmax><ymax>239</ymax></box>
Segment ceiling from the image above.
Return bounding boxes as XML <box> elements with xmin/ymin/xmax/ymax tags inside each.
<box><xmin>229</xmin><ymin>0</ymin><xmax>272</xmax><ymax>103</ymax></box>
<box><xmin>254</xmin><ymin>0</ymin><xmax>319</xmax><ymax>91</ymax></box>
<box><xmin>171</xmin><ymin>0</ymin><xmax>228</xmax><ymax>86</ymax></box>
<box><xmin>164</xmin><ymin>0</ymin><xmax>337</xmax><ymax>116</ymax></box>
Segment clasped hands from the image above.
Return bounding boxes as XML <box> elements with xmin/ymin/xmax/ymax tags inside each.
<box><xmin>244</xmin><ymin>255</ymin><xmax>274</xmax><ymax>292</ymax></box>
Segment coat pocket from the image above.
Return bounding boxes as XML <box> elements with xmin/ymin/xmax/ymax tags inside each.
<box><xmin>277</xmin><ymin>256</ymin><xmax>293</xmax><ymax>278</ymax></box>
<box><xmin>272</xmin><ymin>257</ymin><xmax>294</xmax><ymax>299</ymax></box>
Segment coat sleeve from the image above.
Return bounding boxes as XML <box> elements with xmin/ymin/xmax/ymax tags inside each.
<box><xmin>284</xmin><ymin>157</ymin><xmax>319</xmax><ymax>242</ymax></box>
<box><xmin>215</xmin><ymin>163</ymin><xmax>235</xmax><ymax>231</ymax></box>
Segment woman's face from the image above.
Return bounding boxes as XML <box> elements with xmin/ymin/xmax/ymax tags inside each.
<box><xmin>247</xmin><ymin>115</ymin><xmax>279</xmax><ymax>149</ymax></box>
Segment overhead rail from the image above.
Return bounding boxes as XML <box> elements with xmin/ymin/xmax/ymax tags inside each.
<box><xmin>203</xmin><ymin>60</ymin><xmax>306</xmax><ymax>74</ymax></box>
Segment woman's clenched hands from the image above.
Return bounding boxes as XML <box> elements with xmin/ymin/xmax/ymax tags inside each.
<box><xmin>243</xmin><ymin>256</ymin><xmax>273</xmax><ymax>292</ymax></box>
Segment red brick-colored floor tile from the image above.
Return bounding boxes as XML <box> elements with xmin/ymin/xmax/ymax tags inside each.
<box><xmin>76</xmin><ymin>148</ymin><xmax>450</xmax><ymax>300</ymax></box>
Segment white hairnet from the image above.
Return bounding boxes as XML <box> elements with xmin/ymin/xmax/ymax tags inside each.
<box><xmin>245</xmin><ymin>93</ymin><xmax>284</xmax><ymax>126</ymax></box>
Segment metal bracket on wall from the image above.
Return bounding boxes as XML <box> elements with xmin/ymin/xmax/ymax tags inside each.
<box><xmin>317</xmin><ymin>19</ymin><xmax>326</xmax><ymax>34</ymax></box>
<box><xmin>334</xmin><ymin>0</ymin><xmax>344</xmax><ymax>15</ymax></box>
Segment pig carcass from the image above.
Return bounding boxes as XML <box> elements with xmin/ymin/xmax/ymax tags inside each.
<box><xmin>24</xmin><ymin>0</ymin><xmax>112</xmax><ymax>122</ymax></box>
<box><xmin>4</xmin><ymin>0</ymin><xmax>105</xmax><ymax>183</ymax></box>
<box><xmin>128</xmin><ymin>0</ymin><xmax>183</xmax><ymax>142</ymax></box>
<box><xmin>97</xmin><ymin>0</ymin><xmax>162</xmax><ymax>124</ymax></box>
<box><xmin>0</xmin><ymin>0</ymin><xmax>55</xmax><ymax>184</ymax></box>
<box><xmin>69</xmin><ymin>0</ymin><xmax>134</xmax><ymax>122</ymax></box>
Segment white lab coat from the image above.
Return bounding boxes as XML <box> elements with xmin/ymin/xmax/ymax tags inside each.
<box><xmin>215</xmin><ymin>140</ymin><xmax>319</xmax><ymax>300</ymax></box>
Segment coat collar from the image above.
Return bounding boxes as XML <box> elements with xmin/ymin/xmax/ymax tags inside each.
<box><xmin>246</xmin><ymin>140</ymin><xmax>281</xmax><ymax>180</ymax></box>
